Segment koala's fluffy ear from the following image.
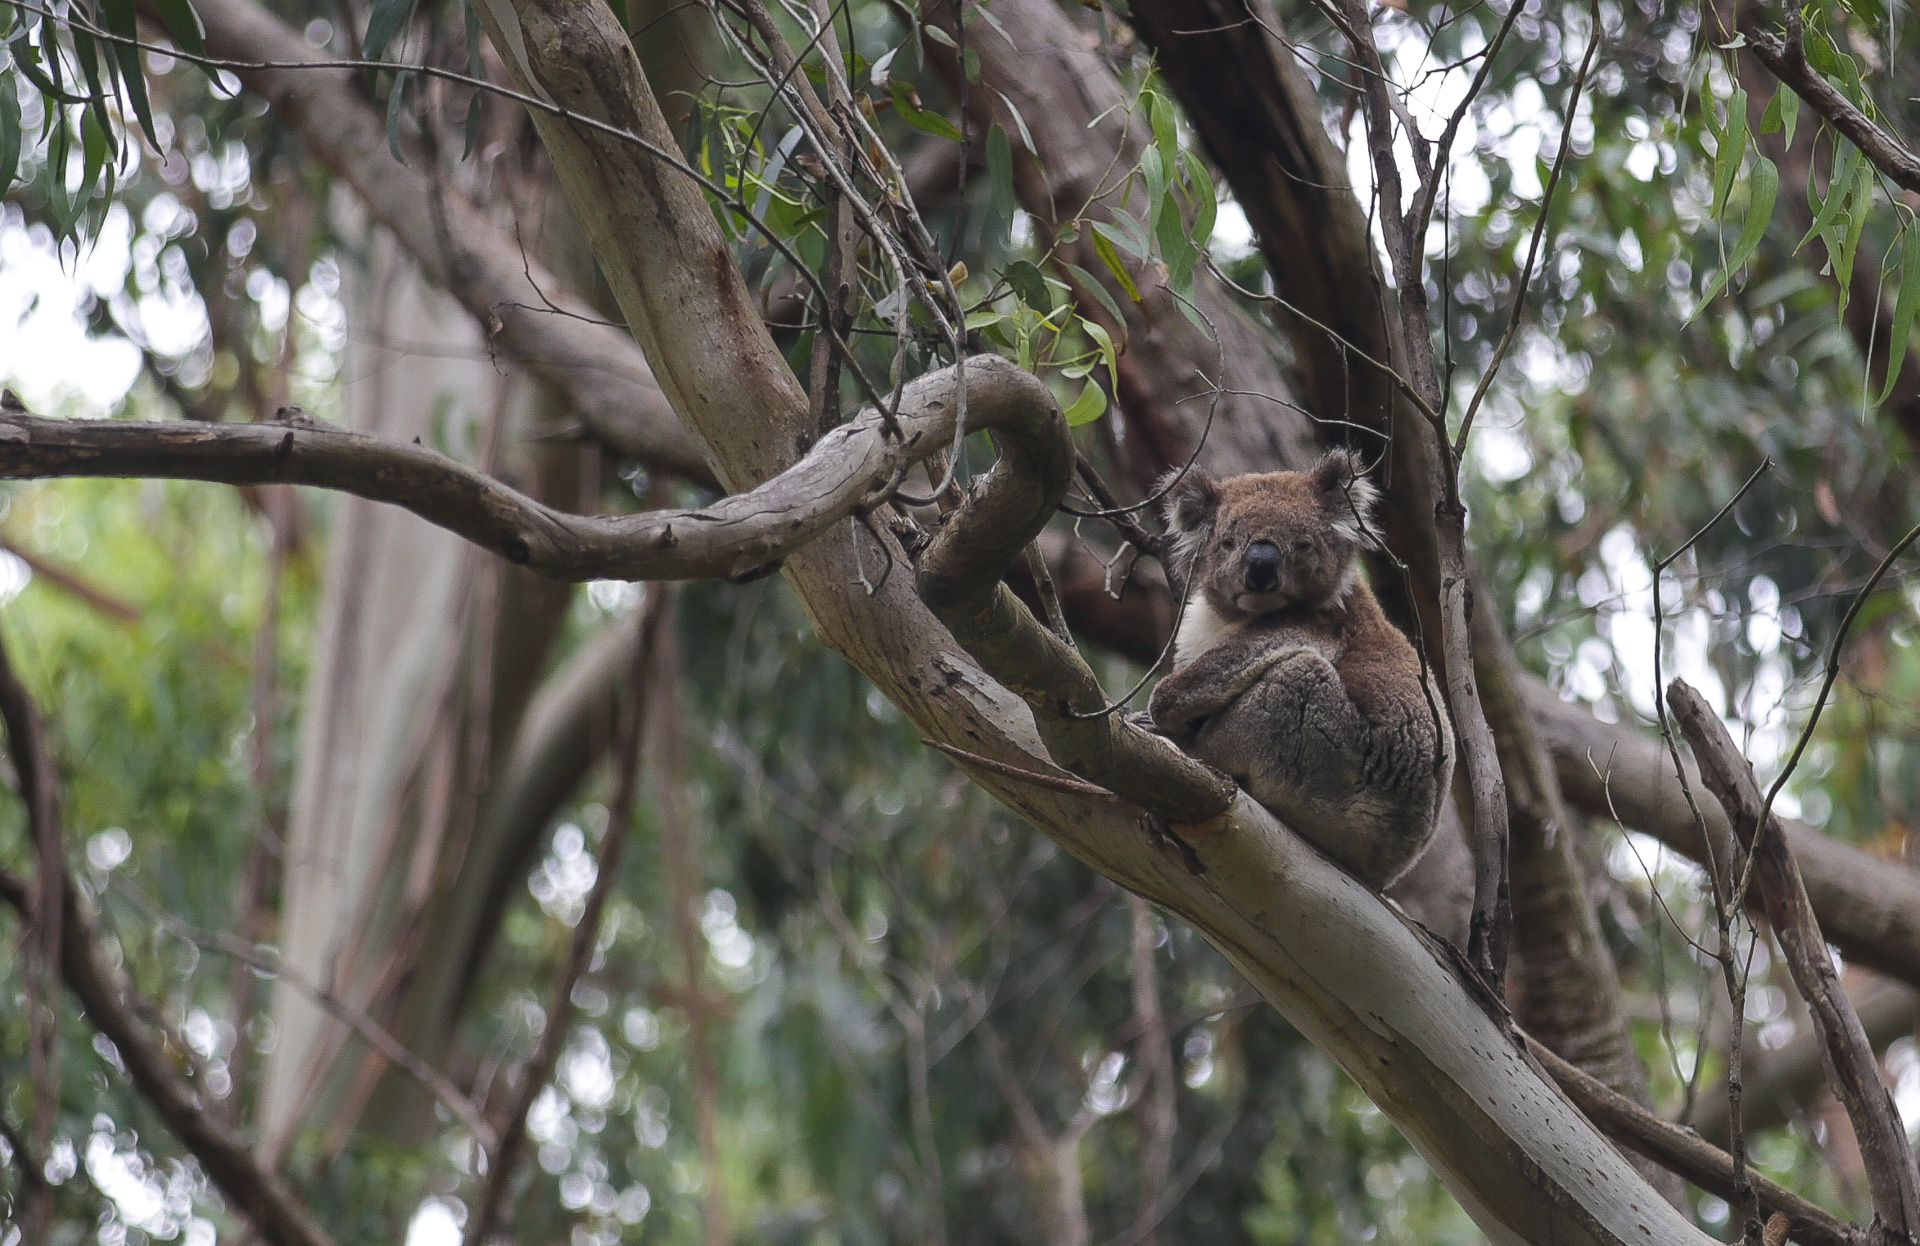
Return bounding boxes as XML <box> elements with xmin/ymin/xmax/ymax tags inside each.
<box><xmin>1157</xmin><ymin>468</ymin><xmax>1220</xmax><ymax>558</ymax></box>
<box><xmin>1311</xmin><ymin>448</ymin><xmax>1381</xmax><ymax>547</ymax></box>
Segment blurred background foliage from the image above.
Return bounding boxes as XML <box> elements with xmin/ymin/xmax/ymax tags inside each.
<box><xmin>3</xmin><ymin>0</ymin><xmax>1920</xmax><ymax>1236</ymax></box>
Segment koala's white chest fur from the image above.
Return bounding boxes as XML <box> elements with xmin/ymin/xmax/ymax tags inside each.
<box><xmin>1174</xmin><ymin>599</ymin><xmax>1237</xmax><ymax>666</ymax></box>
<box><xmin>1173</xmin><ymin>599</ymin><xmax>1341</xmax><ymax>669</ymax></box>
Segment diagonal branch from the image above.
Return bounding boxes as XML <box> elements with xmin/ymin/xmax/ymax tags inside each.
<box><xmin>0</xmin><ymin>637</ymin><xmax>341</xmax><ymax>1246</ymax></box>
<box><xmin>1526</xmin><ymin>1034</ymin><xmax>1866</xmax><ymax>1246</ymax></box>
<box><xmin>148</xmin><ymin>0</ymin><xmax>709</xmax><ymax>480</ymax></box>
<box><xmin>1670</xmin><ymin>679</ymin><xmax>1920</xmax><ymax>1245</ymax></box>
<box><xmin>1745</xmin><ymin>23</ymin><xmax>1920</xmax><ymax>196</ymax></box>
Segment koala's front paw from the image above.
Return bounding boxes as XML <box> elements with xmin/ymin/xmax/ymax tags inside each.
<box><xmin>1124</xmin><ymin>709</ymin><xmax>1159</xmax><ymax>734</ymax></box>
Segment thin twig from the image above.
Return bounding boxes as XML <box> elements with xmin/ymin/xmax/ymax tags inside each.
<box><xmin>464</xmin><ymin>590</ymin><xmax>660</xmax><ymax>1246</ymax></box>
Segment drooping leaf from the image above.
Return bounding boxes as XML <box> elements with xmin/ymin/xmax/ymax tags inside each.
<box><xmin>150</xmin><ymin>0</ymin><xmax>206</xmax><ymax>58</ymax></box>
<box><xmin>0</xmin><ymin>74</ymin><xmax>19</xmax><ymax>194</ymax></box>
<box><xmin>1699</xmin><ymin>156</ymin><xmax>1778</xmax><ymax>308</ymax></box>
<box><xmin>364</xmin><ymin>0</ymin><xmax>419</xmax><ymax>61</ymax></box>
<box><xmin>1089</xmin><ymin>225</ymin><xmax>1144</xmax><ymax>303</ymax></box>
<box><xmin>1063</xmin><ymin>377</ymin><xmax>1108</xmax><ymax>425</ymax></box>
<box><xmin>1876</xmin><ymin>222</ymin><xmax>1920</xmax><ymax>404</ymax></box>
<box><xmin>386</xmin><ymin>71</ymin><xmax>410</xmax><ymax>164</ymax></box>
<box><xmin>985</xmin><ymin>122</ymin><xmax>1015</xmax><ymax>244</ymax></box>
<box><xmin>1798</xmin><ymin>138</ymin><xmax>1858</xmax><ymax>252</ymax></box>
<box><xmin>1710</xmin><ymin>88</ymin><xmax>1748</xmax><ymax>216</ymax></box>
<box><xmin>101</xmin><ymin>0</ymin><xmax>158</xmax><ymax>147</ymax></box>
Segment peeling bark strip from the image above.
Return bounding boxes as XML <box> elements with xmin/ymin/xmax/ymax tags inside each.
<box><xmin>0</xmin><ymin>360</ymin><xmax>1032</xmax><ymax>582</ymax></box>
<box><xmin>1670</xmin><ymin>680</ymin><xmax>1920</xmax><ymax>1244</ymax></box>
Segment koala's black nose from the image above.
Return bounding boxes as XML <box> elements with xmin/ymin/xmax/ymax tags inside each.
<box><xmin>1243</xmin><ymin>540</ymin><xmax>1282</xmax><ymax>593</ymax></box>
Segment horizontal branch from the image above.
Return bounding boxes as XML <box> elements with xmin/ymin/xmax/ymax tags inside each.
<box><xmin>1524</xmin><ymin>676</ymin><xmax>1920</xmax><ymax>991</ymax></box>
<box><xmin>0</xmin><ymin>359</ymin><xmax>1030</xmax><ymax>583</ymax></box>
<box><xmin>1526</xmin><ymin>1035</ymin><xmax>1864</xmax><ymax>1246</ymax></box>
<box><xmin>1745</xmin><ymin>26</ymin><xmax>1920</xmax><ymax>195</ymax></box>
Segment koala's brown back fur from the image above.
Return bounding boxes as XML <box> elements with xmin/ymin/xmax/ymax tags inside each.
<box><xmin>1149</xmin><ymin>451</ymin><xmax>1454</xmax><ymax>888</ymax></box>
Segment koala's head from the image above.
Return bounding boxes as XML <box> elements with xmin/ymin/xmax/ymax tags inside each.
<box><xmin>1159</xmin><ymin>449</ymin><xmax>1380</xmax><ymax>621</ymax></box>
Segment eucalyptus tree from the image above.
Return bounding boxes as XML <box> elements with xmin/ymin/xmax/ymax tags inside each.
<box><xmin>4</xmin><ymin>0</ymin><xmax>1920</xmax><ymax>1240</ymax></box>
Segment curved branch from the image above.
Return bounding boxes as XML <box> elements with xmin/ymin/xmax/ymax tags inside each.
<box><xmin>912</xmin><ymin>371</ymin><xmax>1238</xmax><ymax>823</ymax></box>
<box><xmin>0</xmin><ymin>360</ymin><xmax>1028</xmax><ymax>582</ymax></box>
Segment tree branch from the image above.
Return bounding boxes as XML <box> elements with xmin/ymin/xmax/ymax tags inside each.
<box><xmin>1526</xmin><ymin>1034</ymin><xmax>1867</xmax><ymax>1246</ymax></box>
<box><xmin>1527</xmin><ymin>677</ymin><xmax>1920</xmax><ymax>993</ymax></box>
<box><xmin>0</xmin><ymin>639</ymin><xmax>341</xmax><ymax>1246</ymax></box>
<box><xmin>1745</xmin><ymin>25</ymin><xmax>1920</xmax><ymax>196</ymax></box>
<box><xmin>1670</xmin><ymin>679</ymin><xmax>1920</xmax><ymax>1244</ymax></box>
<box><xmin>152</xmin><ymin>0</ymin><xmax>709</xmax><ymax>480</ymax></box>
<box><xmin>0</xmin><ymin>361</ymin><xmax>1027</xmax><ymax>583</ymax></box>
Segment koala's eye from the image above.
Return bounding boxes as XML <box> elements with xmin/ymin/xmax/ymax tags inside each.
<box><xmin>1292</xmin><ymin>537</ymin><xmax>1313</xmax><ymax>552</ymax></box>
<box><xmin>1219</xmin><ymin>535</ymin><xmax>1237</xmax><ymax>551</ymax></box>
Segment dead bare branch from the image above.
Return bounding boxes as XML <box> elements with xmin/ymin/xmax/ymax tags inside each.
<box><xmin>1670</xmin><ymin>678</ymin><xmax>1920</xmax><ymax>1244</ymax></box>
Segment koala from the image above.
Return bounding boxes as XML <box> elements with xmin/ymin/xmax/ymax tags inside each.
<box><xmin>1146</xmin><ymin>450</ymin><xmax>1453</xmax><ymax>888</ymax></box>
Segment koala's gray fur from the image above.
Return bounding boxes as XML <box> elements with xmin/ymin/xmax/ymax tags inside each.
<box><xmin>1147</xmin><ymin>450</ymin><xmax>1454</xmax><ymax>888</ymax></box>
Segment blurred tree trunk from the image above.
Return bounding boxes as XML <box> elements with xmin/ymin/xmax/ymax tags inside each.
<box><xmin>259</xmin><ymin>198</ymin><xmax>580</xmax><ymax>1151</ymax></box>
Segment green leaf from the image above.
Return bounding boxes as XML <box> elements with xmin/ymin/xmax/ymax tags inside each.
<box><xmin>964</xmin><ymin>309</ymin><xmax>1009</xmax><ymax>330</ymax></box>
<box><xmin>386</xmin><ymin>72</ymin><xmax>409</xmax><ymax>165</ymax></box>
<box><xmin>150</xmin><ymin>0</ymin><xmax>205</xmax><ymax>58</ymax></box>
<box><xmin>1699</xmin><ymin>156</ymin><xmax>1779</xmax><ymax>307</ymax></box>
<box><xmin>1798</xmin><ymin>139</ymin><xmax>1858</xmax><ymax>252</ymax></box>
<box><xmin>1082</xmin><ymin>316</ymin><xmax>1119</xmax><ymax>383</ymax></box>
<box><xmin>1003</xmin><ymin>259</ymin><xmax>1050</xmax><ymax>311</ymax></box>
<box><xmin>462</xmin><ymin>91</ymin><xmax>484</xmax><ymax>160</ymax></box>
<box><xmin>0</xmin><ymin>76</ymin><xmax>18</xmax><ymax>194</ymax></box>
<box><xmin>1711</xmin><ymin>88</ymin><xmax>1748</xmax><ymax>216</ymax></box>
<box><xmin>1104</xmin><ymin>207</ymin><xmax>1150</xmax><ymax>258</ymax></box>
<box><xmin>1877</xmin><ymin>223</ymin><xmax>1920</xmax><ymax>403</ymax></box>
<box><xmin>1139</xmin><ymin>144</ymin><xmax>1167</xmax><ymax>240</ymax></box>
<box><xmin>1833</xmin><ymin>156</ymin><xmax>1875</xmax><ymax>297</ymax></box>
<box><xmin>1727</xmin><ymin>155</ymin><xmax>1778</xmax><ymax>274</ymax></box>
<box><xmin>1059</xmin><ymin>260</ymin><xmax>1126</xmax><ymax>325</ymax></box>
<box><xmin>1146</xmin><ymin>88</ymin><xmax>1178</xmax><ymax>172</ymax></box>
<box><xmin>890</xmin><ymin>80</ymin><xmax>963</xmax><ymax>142</ymax></box>
<box><xmin>101</xmin><ymin>0</ymin><xmax>158</xmax><ymax>147</ymax></box>
<box><xmin>1089</xmin><ymin>225</ymin><xmax>1144</xmax><ymax>303</ymax></box>
<box><xmin>985</xmin><ymin>122</ymin><xmax>1015</xmax><ymax>242</ymax></box>
<box><xmin>1063</xmin><ymin>378</ymin><xmax>1108</xmax><ymax>425</ymax></box>
<box><xmin>1779</xmin><ymin>86</ymin><xmax>1800</xmax><ymax>147</ymax></box>
<box><xmin>1186</xmin><ymin>158</ymin><xmax>1217</xmax><ymax>248</ymax></box>
<box><xmin>364</xmin><ymin>0</ymin><xmax>418</xmax><ymax>60</ymax></box>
